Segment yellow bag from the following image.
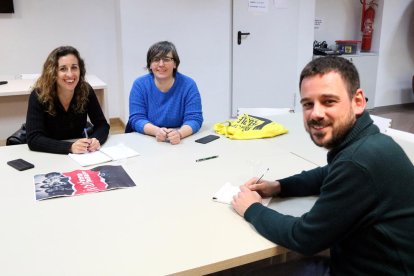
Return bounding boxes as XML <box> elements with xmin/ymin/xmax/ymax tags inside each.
<box><xmin>214</xmin><ymin>114</ymin><xmax>288</xmax><ymax>140</ymax></box>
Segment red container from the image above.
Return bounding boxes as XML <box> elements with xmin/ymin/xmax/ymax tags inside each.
<box><xmin>335</xmin><ymin>40</ymin><xmax>361</xmax><ymax>55</ymax></box>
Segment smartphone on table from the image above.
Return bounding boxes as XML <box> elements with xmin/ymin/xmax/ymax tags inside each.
<box><xmin>195</xmin><ymin>135</ymin><xmax>220</xmax><ymax>144</ymax></box>
<box><xmin>7</xmin><ymin>158</ymin><xmax>34</xmax><ymax>171</ymax></box>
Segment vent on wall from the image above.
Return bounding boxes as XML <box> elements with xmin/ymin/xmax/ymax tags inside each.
<box><xmin>0</xmin><ymin>0</ymin><xmax>14</xmax><ymax>13</ymax></box>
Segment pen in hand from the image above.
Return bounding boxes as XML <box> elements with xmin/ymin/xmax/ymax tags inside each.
<box><xmin>256</xmin><ymin>168</ymin><xmax>269</xmax><ymax>183</ymax></box>
<box><xmin>83</xmin><ymin>128</ymin><xmax>91</xmax><ymax>152</ymax></box>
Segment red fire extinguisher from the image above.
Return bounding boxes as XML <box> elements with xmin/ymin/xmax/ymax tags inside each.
<box><xmin>360</xmin><ymin>0</ymin><xmax>377</xmax><ymax>52</ymax></box>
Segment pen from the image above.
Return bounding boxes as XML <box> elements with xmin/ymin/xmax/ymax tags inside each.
<box><xmin>256</xmin><ymin>168</ymin><xmax>269</xmax><ymax>183</ymax></box>
<box><xmin>0</xmin><ymin>81</ymin><xmax>8</xmax><ymax>85</ymax></box>
<box><xmin>196</xmin><ymin>155</ymin><xmax>218</xmax><ymax>162</ymax></box>
<box><xmin>84</xmin><ymin>128</ymin><xmax>89</xmax><ymax>139</ymax></box>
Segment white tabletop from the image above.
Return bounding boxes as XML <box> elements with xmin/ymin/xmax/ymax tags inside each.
<box><xmin>264</xmin><ymin>112</ymin><xmax>328</xmax><ymax>166</ymax></box>
<box><xmin>0</xmin><ymin>115</ymin><xmax>323</xmax><ymax>275</ymax></box>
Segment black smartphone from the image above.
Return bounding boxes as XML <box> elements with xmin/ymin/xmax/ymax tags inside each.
<box><xmin>195</xmin><ymin>134</ymin><xmax>220</xmax><ymax>144</ymax></box>
<box><xmin>7</xmin><ymin>158</ymin><xmax>34</xmax><ymax>171</ymax></box>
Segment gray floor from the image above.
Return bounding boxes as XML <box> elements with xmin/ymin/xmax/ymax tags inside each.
<box><xmin>369</xmin><ymin>103</ymin><xmax>414</xmax><ymax>134</ymax></box>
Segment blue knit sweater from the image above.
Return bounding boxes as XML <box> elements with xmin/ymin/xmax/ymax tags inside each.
<box><xmin>127</xmin><ymin>72</ymin><xmax>203</xmax><ymax>134</ymax></box>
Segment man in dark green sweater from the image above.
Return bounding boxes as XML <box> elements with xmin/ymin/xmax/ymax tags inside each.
<box><xmin>232</xmin><ymin>56</ymin><xmax>414</xmax><ymax>275</ymax></box>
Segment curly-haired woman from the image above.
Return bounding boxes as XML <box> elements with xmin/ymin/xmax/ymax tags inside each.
<box><xmin>26</xmin><ymin>46</ymin><xmax>109</xmax><ymax>154</ymax></box>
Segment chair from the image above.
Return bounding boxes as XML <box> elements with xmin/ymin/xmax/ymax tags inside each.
<box><xmin>384</xmin><ymin>128</ymin><xmax>414</xmax><ymax>143</ymax></box>
<box><xmin>125</xmin><ymin>120</ymin><xmax>133</xmax><ymax>133</ymax></box>
<box><xmin>6</xmin><ymin>123</ymin><xmax>26</xmax><ymax>145</ymax></box>
<box><xmin>6</xmin><ymin>121</ymin><xmax>94</xmax><ymax>146</ymax></box>
<box><xmin>237</xmin><ymin>107</ymin><xmax>293</xmax><ymax>117</ymax></box>
<box><xmin>370</xmin><ymin>114</ymin><xmax>392</xmax><ymax>133</ymax></box>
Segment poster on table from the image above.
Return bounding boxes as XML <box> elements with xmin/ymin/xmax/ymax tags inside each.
<box><xmin>34</xmin><ymin>165</ymin><xmax>136</xmax><ymax>201</ymax></box>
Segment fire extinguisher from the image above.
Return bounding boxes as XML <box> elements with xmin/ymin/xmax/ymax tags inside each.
<box><xmin>360</xmin><ymin>0</ymin><xmax>377</xmax><ymax>52</ymax></box>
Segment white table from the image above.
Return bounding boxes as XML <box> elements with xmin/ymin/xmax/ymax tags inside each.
<box><xmin>0</xmin><ymin>75</ymin><xmax>108</xmax><ymax>140</ymax></box>
<box><xmin>264</xmin><ymin>112</ymin><xmax>328</xmax><ymax>166</ymax></box>
<box><xmin>0</xmin><ymin>115</ymin><xmax>322</xmax><ymax>276</ymax></box>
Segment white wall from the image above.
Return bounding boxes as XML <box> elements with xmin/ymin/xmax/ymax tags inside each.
<box><xmin>315</xmin><ymin>0</ymin><xmax>414</xmax><ymax>107</ymax></box>
<box><xmin>118</xmin><ymin>0</ymin><xmax>231</xmax><ymax>123</ymax></box>
<box><xmin>375</xmin><ymin>0</ymin><xmax>414</xmax><ymax>106</ymax></box>
<box><xmin>296</xmin><ymin>0</ymin><xmax>317</xmax><ymax>109</ymax></box>
<box><xmin>1</xmin><ymin>0</ymin><xmax>413</xmax><ymax>127</ymax></box>
<box><xmin>315</xmin><ymin>0</ymin><xmax>362</xmax><ymax>49</ymax></box>
<box><xmin>0</xmin><ymin>0</ymin><xmax>122</xmax><ymax>118</ymax></box>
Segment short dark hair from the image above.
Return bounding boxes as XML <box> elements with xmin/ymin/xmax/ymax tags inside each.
<box><xmin>299</xmin><ymin>56</ymin><xmax>360</xmax><ymax>99</ymax></box>
<box><xmin>146</xmin><ymin>41</ymin><xmax>180</xmax><ymax>77</ymax></box>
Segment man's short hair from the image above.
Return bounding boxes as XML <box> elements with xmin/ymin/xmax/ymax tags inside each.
<box><xmin>299</xmin><ymin>56</ymin><xmax>360</xmax><ymax>99</ymax></box>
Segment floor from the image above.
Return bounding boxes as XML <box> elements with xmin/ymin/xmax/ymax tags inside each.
<box><xmin>108</xmin><ymin>118</ymin><xmax>125</xmax><ymax>134</ymax></box>
<box><xmin>369</xmin><ymin>103</ymin><xmax>414</xmax><ymax>134</ymax></box>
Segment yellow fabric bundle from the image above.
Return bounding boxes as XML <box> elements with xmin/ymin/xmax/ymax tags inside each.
<box><xmin>214</xmin><ymin>113</ymin><xmax>288</xmax><ymax>140</ymax></box>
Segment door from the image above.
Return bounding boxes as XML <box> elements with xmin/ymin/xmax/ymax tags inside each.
<box><xmin>232</xmin><ymin>0</ymin><xmax>302</xmax><ymax>116</ymax></box>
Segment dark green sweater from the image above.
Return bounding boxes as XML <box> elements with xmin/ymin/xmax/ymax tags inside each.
<box><xmin>245</xmin><ymin>111</ymin><xmax>414</xmax><ymax>275</ymax></box>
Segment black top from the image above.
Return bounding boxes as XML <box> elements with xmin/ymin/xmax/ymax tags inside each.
<box><xmin>26</xmin><ymin>84</ymin><xmax>110</xmax><ymax>154</ymax></box>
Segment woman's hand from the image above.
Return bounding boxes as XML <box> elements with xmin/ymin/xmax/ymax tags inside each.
<box><xmin>167</xmin><ymin>129</ymin><xmax>182</xmax><ymax>145</ymax></box>
<box><xmin>155</xmin><ymin>127</ymin><xmax>169</xmax><ymax>142</ymax></box>
<box><xmin>71</xmin><ymin>138</ymin><xmax>91</xmax><ymax>154</ymax></box>
<box><xmin>87</xmin><ymin>138</ymin><xmax>101</xmax><ymax>152</ymax></box>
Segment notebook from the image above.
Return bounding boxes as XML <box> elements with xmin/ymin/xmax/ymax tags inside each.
<box><xmin>69</xmin><ymin>143</ymin><xmax>139</xmax><ymax>167</ymax></box>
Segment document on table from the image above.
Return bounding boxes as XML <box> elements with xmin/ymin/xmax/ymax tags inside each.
<box><xmin>212</xmin><ymin>182</ymin><xmax>271</xmax><ymax>206</ymax></box>
<box><xmin>69</xmin><ymin>143</ymin><xmax>140</xmax><ymax>166</ymax></box>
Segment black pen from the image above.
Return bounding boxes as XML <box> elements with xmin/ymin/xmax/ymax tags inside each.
<box><xmin>256</xmin><ymin>168</ymin><xmax>269</xmax><ymax>183</ymax></box>
<box><xmin>196</xmin><ymin>155</ymin><xmax>218</xmax><ymax>162</ymax></box>
<box><xmin>0</xmin><ymin>81</ymin><xmax>8</xmax><ymax>85</ymax></box>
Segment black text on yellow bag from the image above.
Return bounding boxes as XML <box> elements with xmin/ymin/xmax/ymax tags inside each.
<box><xmin>214</xmin><ymin>114</ymin><xmax>288</xmax><ymax>140</ymax></box>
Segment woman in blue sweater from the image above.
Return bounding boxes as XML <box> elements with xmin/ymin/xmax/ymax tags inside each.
<box><xmin>126</xmin><ymin>41</ymin><xmax>203</xmax><ymax>145</ymax></box>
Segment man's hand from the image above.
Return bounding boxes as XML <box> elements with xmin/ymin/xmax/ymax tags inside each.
<box><xmin>244</xmin><ymin>178</ymin><xmax>281</xmax><ymax>198</ymax></box>
<box><xmin>231</xmin><ymin>185</ymin><xmax>262</xmax><ymax>217</ymax></box>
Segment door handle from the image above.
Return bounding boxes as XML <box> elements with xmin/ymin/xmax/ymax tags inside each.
<box><xmin>237</xmin><ymin>31</ymin><xmax>250</xmax><ymax>45</ymax></box>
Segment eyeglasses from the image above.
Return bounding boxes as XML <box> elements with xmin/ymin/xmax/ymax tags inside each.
<box><xmin>151</xmin><ymin>56</ymin><xmax>174</xmax><ymax>64</ymax></box>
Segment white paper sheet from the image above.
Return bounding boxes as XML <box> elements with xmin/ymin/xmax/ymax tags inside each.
<box><xmin>68</xmin><ymin>144</ymin><xmax>140</xmax><ymax>166</ymax></box>
<box><xmin>213</xmin><ymin>182</ymin><xmax>271</xmax><ymax>206</ymax></box>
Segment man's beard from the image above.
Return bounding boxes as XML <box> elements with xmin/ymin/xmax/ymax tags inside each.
<box><xmin>307</xmin><ymin>114</ymin><xmax>356</xmax><ymax>150</ymax></box>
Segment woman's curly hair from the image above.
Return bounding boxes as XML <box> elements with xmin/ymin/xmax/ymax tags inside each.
<box><xmin>34</xmin><ymin>46</ymin><xmax>89</xmax><ymax>116</ymax></box>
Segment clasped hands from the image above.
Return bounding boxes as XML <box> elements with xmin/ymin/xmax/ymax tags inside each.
<box><xmin>231</xmin><ymin>178</ymin><xmax>281</xmax><ymax>217</ymax></box>
<box><xmin>156</xmin><ymin>127</ymin><xmax>182</xmax><ymax>145</ymax></box>
<box><xmin>71</xmin><ymin>138</ymin><xmax>101</xmax><ymax>154</ymax></box>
